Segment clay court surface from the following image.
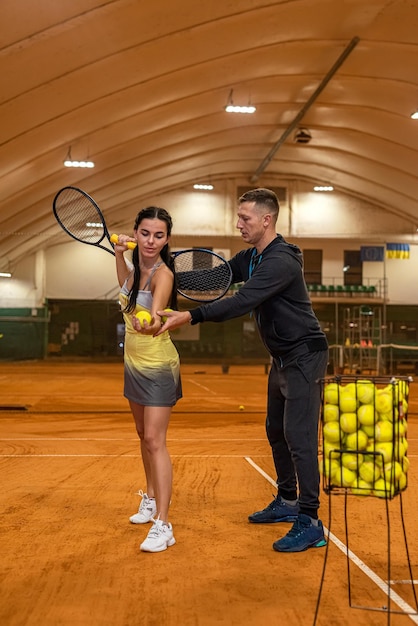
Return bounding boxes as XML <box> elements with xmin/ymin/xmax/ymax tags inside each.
<box><xmin>0</xmin><ymin>361</ymin><xmax>417</xmax><ymax>626</ymax></box>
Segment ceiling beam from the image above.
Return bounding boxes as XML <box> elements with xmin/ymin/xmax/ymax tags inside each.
<box><xmin>250</xmin><ymin>36</ymin><xmax>360</xmax><ymax>184</ymax></box>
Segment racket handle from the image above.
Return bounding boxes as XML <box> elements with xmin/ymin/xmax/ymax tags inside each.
<box><xmin>110</xmin><ymin>234</ymin><xmax>137</xmax><ymax>250</ymax></box>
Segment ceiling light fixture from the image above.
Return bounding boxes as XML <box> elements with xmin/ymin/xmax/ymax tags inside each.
<box><xmin>0</xmin><ymin>272</ymin><xmax>12</xmax><ymax>278</ymax></box>
<box><xmin>63</xmin><ymin>146</ymin><xmax>95</xmax><ymax>168</ymax></box>
<box><xmin>294</xmin><ymin>128</ymin><xmax>312</xmax><ymax>144</ymax></box>
<box><xmin>313</xmin><ymin>185</ymin><xmax>334</xmax><ymax>192</ymax></box>
<box><xmin>225</xmin><ymin>89</ymin><xmax>256</xmax><ymax>114</ymax></box>
<box><xmin>411</xmin><ymin>110</ymin><xmax>418</xmax><ymax>119</ymax></box>
<box><xmin>193</xmin><ymin>184</ymin><xmax>214</xmax><ymax>190</ymax></box>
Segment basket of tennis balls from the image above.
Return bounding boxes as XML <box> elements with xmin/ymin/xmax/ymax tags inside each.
<box><xmin>320</xmin><ymin>376</ymin><xmax>410</xmax><ymax>499</ymax></box>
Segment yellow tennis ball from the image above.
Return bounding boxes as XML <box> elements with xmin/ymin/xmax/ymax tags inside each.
<box><xmin>393</xmin><ymin>419</ymin><xmax>407</xmax><ymax>438</ymax></box>
<box><xmin>339</xmin><ymin>391</ymin><xmax>357</xmax><ymax>413</ymax></box>
<box><xmin>340</xmin><ymin>412</ymin><xmax>358</xmax><ymax>433</ymax></box>
<box><xmin>324</xmin><ymin>383</ymin><xmax>339</xmax><ymax>405</ymax></box>
<box><xmin>334</xmin><ymin>465</ymin><xmax>357</xmax><ymax>487</ymax></box>
<box><xmin>375</xmin><ymin>390</ymin><xmax>393</xmax><ymax>414</ymax></box>
<box><xmin>351</xmin><ymin>478</ymin><xmax>373</xmax><ymax>496</ymax></box>
<box><xmin>323</xmin><ymin>421</ymin><xmax>341</xmax><ymax>443</ymax></box>
<box><xmin>323</xmin><ymin>403</ymin><xmax>339</xmax><ymax>422</ymax></box>
<box><xmin>341</xmin><ymin>452</ymin><xmax>363</xmax><ymax>471</ymax></box>
<box><xmin>373</xmin><ymin>478</ymin><xmax>395</xmax><ymax>499</ymax></box>
<box><xmin>161</xmin><ymin>308</ymin><xmax>173</xmax><ymax>323</ymax></box>
<box><xmin>359</xmin><ymin>460</ymin><xmax>381</xmax><ymax>483</ymax></box>
<box><xmin>402</xmin><ymin>456</ymin><xmax>410</xmax><ymax>473</ymax></box>
<box><xmin>375</xmin><ymin>420</ymin><xmax>394</xmax><ymax>442</ymax></box>
<box><xmin>394</xmin><ymin>438</ymin><xmax>407</xmax><ymax>460</ymax></box>
<box><xmin>397</xmin><ymin>471</ymin><xmax>407</xmax><ymax>491</ymax></box>
<box><xmin>361</xmin><ymin>423</ymin><xmax>375</xmax><ymax>438</ymax></box>
<box><xmin>374</xmin><ymin>441</ymin><xmax>393</xmax><ymax>464</ymax></box>
<box><xmin>357</xmin><ymin>403</ymin><xmax>376</xmax><ymax>427</ymax></box>
<box><xmin>356</xmin><ymin>381</ymin><xmax>375</xmax><ymax>404</ymax></box>
<box><xmin>383</xmin><ymin>461</ymin><xmax>403</xmax><ymax>482</ymax></box>
<box><xmin>345</xmin><ymin>429</ymin><xmax>368</xmax><ymax>451</ymax></box>
<box><xmin>321</xmin><ymin>457</ymin><xmax>339</xmax><ymax>479</ymax></box>
<box><xmin>135</xmin><ymin>311</ymin><xmax>152</xmax><ymax>327</ymax></box>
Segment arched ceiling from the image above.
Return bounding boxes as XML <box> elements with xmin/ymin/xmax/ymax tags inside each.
<box><xmin>1</xmin><ymin>0</ymin><xmax>418</xmax><ymax>267</ymax></box>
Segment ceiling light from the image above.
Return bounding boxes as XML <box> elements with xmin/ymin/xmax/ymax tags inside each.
<box><xmin>225</xmin><ymin>104</ymin><xmax>256</xmax><ymax>114</ymax></box>
<box><xmin>193</xmin><ymin>184</ymin><xmax>214</xmax><ymax>190</ymax></box>
<box><xmin>0</xmin><ymin>272</ymin><xmax>12</xmax><ymax>278</ymax></box>
<box><xmin>224</xmin><ymin>89</ymin><xmax>256</xmax><ymax>114</ymax></box>
<box><xmin>411</xmin><ymin>111</ymin><xmax>418</xmax><ymax>119</ymax></box>
<box><xmin>294</xmin><ymin>128</ymin><xmax>312</xmax><ymax>144</ymax></box>
<box><xmin>63</xmin><ymin>146</ymin><xmax>95</xmax><ymax>168</ymax></box>
<box><xmin>313</xmin><ymin>185</ymin><xmax>334</xmax><ymax>192</ymax></box>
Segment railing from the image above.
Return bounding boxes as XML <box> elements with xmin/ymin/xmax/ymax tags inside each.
<box><xmin>307</xmin><ymin>284</ymin><xmax>378</xmax><ymax>297</ymax></box>
<box><xmin>307</xmin><ymin>278</ymin><xmax>385</xmax><ymax>299</ymax></box>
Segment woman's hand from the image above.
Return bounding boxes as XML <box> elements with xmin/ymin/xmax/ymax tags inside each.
<box><xmin>113</xmin><ymin>234</ymin><xmax>137</xmax><ymax>252</ymax></box>
<box><xmin>132</xmin><ymin>315</ymin><xmax>161</xmax><ymax>335</ymax></box>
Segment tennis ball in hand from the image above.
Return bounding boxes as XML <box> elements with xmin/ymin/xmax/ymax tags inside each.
<box><xmin>161</xmin><ymin>308</ymin><xmax>173</xmax><ymax>323</ymax></box>
<box><xmin>135</xmin><ymin>311</ymin><xmax>152</xmax><ymax>327</ymax></box>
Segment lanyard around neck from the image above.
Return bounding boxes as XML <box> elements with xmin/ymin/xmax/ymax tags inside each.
<box><xmin>249</xmin><ymin>249</ymin><xmax>262</xmax><ymax>278</ymax></box>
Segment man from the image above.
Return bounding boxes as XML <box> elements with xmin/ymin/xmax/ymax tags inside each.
<box><xmin>156</xmin><ymin>188</ymin><xmax>329</xmax><ymax>552</ymax></box>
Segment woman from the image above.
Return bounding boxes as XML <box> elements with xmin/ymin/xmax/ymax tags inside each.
<box><xmin>114</xmin><ymin>207</ymin><xmax>182</xmax><ymax>553</ymax></box>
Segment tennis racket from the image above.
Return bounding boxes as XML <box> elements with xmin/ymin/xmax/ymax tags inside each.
<box><xmin>52</xmin><ymin>186</ymin><xmax>232</xmax><ymax>302</ymax></box>
<box><xmin>52</xmin><ymin>186</ymin><xmax>136</xmax><ymax>255</ymax></box>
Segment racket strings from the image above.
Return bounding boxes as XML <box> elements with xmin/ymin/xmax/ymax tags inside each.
<box><xmin>174</xmin><ymin>250</ymin><xmax>232</xmax><ymax>300</ymax></box>
<box><xmin>54</xmin><ymin>189</ymin><xmax>105</xmax><ymax>244</ymax></box>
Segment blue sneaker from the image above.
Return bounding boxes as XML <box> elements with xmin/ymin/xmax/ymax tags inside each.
<box><xmin>248</xmin><ymin>496</ymin><xmax>299</xmax><ymax>523</ymax></box>
<box><xmin>273</xmin><ymin>514</ymin><xmax>327</xmax><ymax>552</ymax></box>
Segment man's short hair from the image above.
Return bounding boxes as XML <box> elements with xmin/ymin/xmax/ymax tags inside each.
<box><xmin>238</xmin><ymin>188</ymin><xmax>279</xmax><ymax>217</ymax></box>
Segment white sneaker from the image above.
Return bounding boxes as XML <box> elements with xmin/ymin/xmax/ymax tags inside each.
<box><xmin>140</xmin><ymin>518</ymin><xmax>176</xmax><ymax>552</ymax></box>
<box><xmin>129</xmin><ymin>490</ymin><xmax>157</xmax><ymax>524</ymax></box>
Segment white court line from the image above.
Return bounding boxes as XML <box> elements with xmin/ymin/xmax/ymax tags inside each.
<box><xmin>0</xmin><ymin>454</ymin><xmax>270</xmax><ymax>458</ymax></box>
<box><xmin>245</xmin><ymin>456</ymin><xmax>418</xmax><ymax>624</ymax></box>
<box><xmin>0</xmin><ymin>437</ymin><xmax>266</xmax><ymax>441</ymax></box>
<box><xmin>188</xmin><ymin>379</ymin><xmax>218</xmax><ymax>395</ymax></box>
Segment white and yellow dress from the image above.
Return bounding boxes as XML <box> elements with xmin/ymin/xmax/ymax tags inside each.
<box><xmin>119</xmin><ymin>277</ymin><xmax>182</xmax><ymax>407</ymax></box>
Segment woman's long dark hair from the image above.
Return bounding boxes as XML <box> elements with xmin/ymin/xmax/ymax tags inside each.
<box><xmin>125</xmin><ymin>207</ymin><xmax>178</xmax><ymax>313</ymax></box>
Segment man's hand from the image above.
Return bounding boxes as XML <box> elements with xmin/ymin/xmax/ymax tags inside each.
<box><xmin>154</xmin><ymin>310</ymin><xmax>192</xmax><ymax>336</ymax></box>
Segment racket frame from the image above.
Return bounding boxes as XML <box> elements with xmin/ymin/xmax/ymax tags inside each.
<box><xmin>52</xmin><ymin>186</ymin><xmax>116</xmax><ymax>255</ymax></box>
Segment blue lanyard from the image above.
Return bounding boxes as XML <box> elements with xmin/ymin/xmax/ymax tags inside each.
<box><xmin>249</xmin><ymin>249</ymin><xmax>262</xmax><ymax>278</ymax></box>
